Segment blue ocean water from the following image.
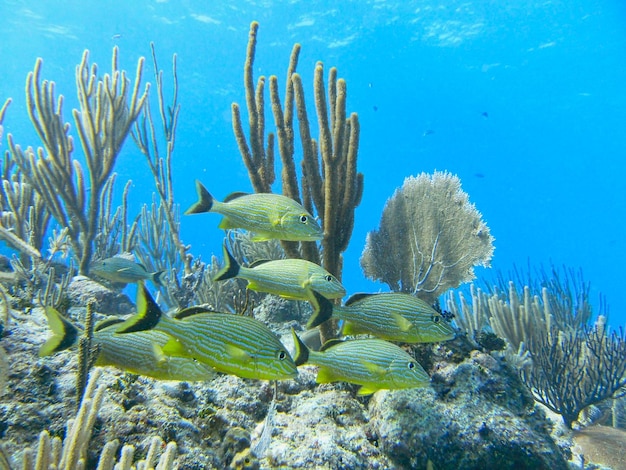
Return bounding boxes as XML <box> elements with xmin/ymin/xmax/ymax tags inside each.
<box><xmin>0</xmin><ymin>0</ymin><xmax>624</xmax><ymax>326</ymax></box>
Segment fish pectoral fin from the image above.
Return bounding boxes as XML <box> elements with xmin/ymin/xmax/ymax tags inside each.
<box><xmin>316</xmin><ymin>367</ymin><xmax>340</xmax><ymax>384</ymax></box>
<box><xmin>225</xmin><ymin>343</ymin><xmax>252</xmax><ymax>362</ymax></box>
<box><xmin>269</xmin><ymin>213</ymin><xmax>282</xmax><ymax>228</ymax></box>
<box><xmin>357</xmin><ymin>385</ymin><xmax>380</xmax><ymax>396</ymax></box>
<box><xmin>391</xmin><ymin>312</ymin><xmax>413</xmax><ymax>332</ymax></box>
<box><xmin>341</xmin><ymin>321</ymin><xmax>362</xmax><ymax>336</ymax></box>
<box><xmin>160</xmin><ymin>338</ymin><xmax>189</xmax><ymax>357</ymax></box>
<box><xmin>152</xmin><ymin>343</ymin><xmax>169</xmax><ymax>365</ymax></box>
<box><xmin>360</xmin><ymin>360</ymin><xmax>387</xmax><ymax>377</ymax></box>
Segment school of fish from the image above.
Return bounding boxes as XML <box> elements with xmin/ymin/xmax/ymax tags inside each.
<box><xmin>41</xmin><ymin>182</ymin><xmax>456</xmax><ymax>395</ymax></box>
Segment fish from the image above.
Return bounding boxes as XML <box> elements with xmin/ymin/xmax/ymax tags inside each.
<box><xmin>116</xmin><ymin>283</ymin><xmax>298</xmax><ymax>381</ymax></box>
<box><xmin>90</xmin><ymin>256</ymin><xmax>165</xmax><ymax>286</ymax></box>
<box><xmin>185</xmin><ymin>180</ymin><xmax>323</xmax><ymax>242</ymax></box>
<box><xmin>214</xmin><ymin>243</ymin><xmax>346</xmax><ymax>301</ymax></box>
<box><xmin>39</xmin><ymin>307</ymin><xmax>216</xmax><ymax>381</ymax></box>
<box><xmin>307</xmin><ymin>291</ymin><xmax>455</xmax><ymax>343</ymax></box>
<box><xmin>292</xmin><ymin>329</ymin><xmax>429</xmax><ymax>396</ymax></box>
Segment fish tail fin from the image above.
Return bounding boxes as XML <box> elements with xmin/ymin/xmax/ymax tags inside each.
<box><xmin>152</xmin><ymin>270</ymin><xmax>166</xmax><ymax>287</ymax></box>
<box><xmin>184</xmin><ymin>180</ymin><xmax>214</xmax><ymax>215</ymax></box>
<box><xmin>306</xmin><ymin>290</ymin><xmax>334</xmax><ymax>329</ymax></box>
<box><xmin>39</xmin><ymin>307</ymin><xmax>80</xmax><ymax>357</ymax></box>
<box><xmin>116</xmin><ymin>282</ymin><xmax>163</xmax><ymax>334</ymax></box>
<box><xmin>213</xmin><ymin>243</ymin><xmax>240</xmax><ymax>281</ymax></box>
<box><xmin>291</xmin><ymin>328</ymin><xmax>309</xmax><ymax>367</ymax></box>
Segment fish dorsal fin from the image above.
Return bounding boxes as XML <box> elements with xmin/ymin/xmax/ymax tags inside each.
<box><xmin>94</xmin><ymin>318</ymin><xmax>125</xmax><ymax>332</ymax></box>
<box><xmin>174</xmin><ymin>306</ymin><xmax>215</xmax><ymax>320</ymax></box>
<box><xmin>319</xmin><ymin>338</ymin><xmax>345</xmax><ymax>352</ymax></box>
<box><xmin>223</xmin><ymin>191</ymin><xmax>249</xmax><ymax>203</ymax></box>
<box><xmin>345</xmin><ymin>293</ymin><xmax>374</xmax><ymax>306</ymax></box>
<box><xmin>249</xmin><ymin>259</ymin><xmax>271</xmax><ymax>268</ymax></box>
<box><xmin>391</xmin><ymin>312</ymin><xmax>413</xmax><ymax>332</ymax></box>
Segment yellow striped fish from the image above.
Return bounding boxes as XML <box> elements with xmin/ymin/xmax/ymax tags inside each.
<box><xmin>292</xmin><ymin>329</ymin><xmax>429</xmax><ymax>395</ymax></box>
<box><xmin>307</xmin><ymin>291</ymin><xmax>455</xmax><ymax>343</ymax></box>
<box><xmin>214</xmin><ymin>244</ymin><xmax>346</xmax><ymax>301</ymax></box>
<box><xmin>116</xmin><ymin>283</ymin><xmax>297</xmax><ymax>381</ymax></box>
<box><xmin>185</xmin><ymin>181</ymin><xmax>323</xmax><ymax>242</ymax></box>
<box><xmin>39</xmin><ymin>308</ymin><xmax>216</xmax><ymax>381</ymax></box>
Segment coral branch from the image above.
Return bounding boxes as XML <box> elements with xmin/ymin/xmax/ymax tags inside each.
<box><xmin>232</xmin><ymin>22</ymin><xmax>363</xmax><ymax>340</ymax></box>
<box><xmin>9</xmin><ymin>48</ymin><xmax>148</xmax><ymax>274</ymax></box>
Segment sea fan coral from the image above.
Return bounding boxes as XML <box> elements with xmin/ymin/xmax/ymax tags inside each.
<box><xmin>360</xmin><ymin>171</ymin><xmax>494</xmax><ymax>304</ymax></box>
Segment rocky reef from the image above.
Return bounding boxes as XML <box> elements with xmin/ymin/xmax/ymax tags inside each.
<box><xmin>0</xmin><ymin>295</ymin><xmax>575</xmax><ymax>469</ymax></box>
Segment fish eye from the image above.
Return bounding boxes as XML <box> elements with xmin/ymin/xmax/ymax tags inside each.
<box><xmin>324</xmin><ymin>275</ymin><xmax>333</xmax><ymax>282</ymax></box>
<box><xmin>408</xmin><ymin>361</ymin><xmax>415</xmax><ymax>370</ymax></box>
<box><xmin>432</xmin><ymin>315</ymin><xmax>441</xmax><ymax>323</ymax></box>
<box><xmin>300</xmin><ymin>215</ymin><xmax>308</xmax><ymax>223</ymax></box>
<box><xmin>278</xmin><ymin>350</ymin><xmax>287</xmax><ymax>360</ymax></box>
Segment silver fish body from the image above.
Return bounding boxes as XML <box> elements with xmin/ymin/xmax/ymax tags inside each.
<box><xmin>90</xmin><ymin>256</ymin><xmax>164</xmax><ymax>286</ymax></box>
<box><xmin>185</xmin><ymin>181</ymin><xmax>323</xmax><ymax>241</ymax></box>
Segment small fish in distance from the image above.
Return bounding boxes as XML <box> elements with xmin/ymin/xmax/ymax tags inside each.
<box><xmin>116</xmin><ymin>283</ymin><xmax>298</xmax><ymax>381</ymax></box>
<box><xmin>307</xmin><ymin>291</ymin><xmax>455</xmax><ymax>343</ymax></box>
<box><xmin>90</xmin><ymin>256</ymin><xmax>165</xmax><ymax>286</ymax></box>
<box><xmin>185</xmin><ymin>180</ymin><xmax>323</xmax><ymax>242</ymax></box>
<box><xmin>39</xmin><ymin>307</ymin><xmax>216</xmax><ymax>381</ymax></box>
<box><xmin>292</xmin><ymin>329</ymin><xmax>429</xmax><ymax>396</ymax></box>
<box><xmin>214</xmin><ymin>243</ymin><xmax>346</xmax><ymax>301</ymax></box>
